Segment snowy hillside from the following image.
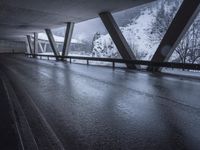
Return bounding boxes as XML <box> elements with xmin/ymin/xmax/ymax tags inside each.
<box><xmin>91</xmin><ymin>8</ymin><xmax>157</xmax><ymax>59</ymax></box>
<box><xmin>91</xmin><ymin>33</ymin><xmax>119</xmax><ymax>58</ymax></box>
<box><xmin>92</xmin><ymin>0</ymin><xmax>182</xmax><ymax>60</ymax></box>
<box><xmin>120</xmin><ymin>8</ymin><xmax>157</xmax><ymax>60</ymax></box>
<box><xmin>91</xmin><ymin>9</ymin><xmax>157</xmax><ymax>59</ymax></box>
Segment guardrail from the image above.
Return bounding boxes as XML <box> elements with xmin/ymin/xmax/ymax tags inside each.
<box><xmin>25</xmin><ymin>53</ymin><xmax>200</xmax><ymax>71</ymax></box>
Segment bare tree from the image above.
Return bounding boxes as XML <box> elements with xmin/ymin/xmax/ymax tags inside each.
<box><xmin>174</xmin><ymin>15</ymin><xmax>200</xmax><ymax>64</ymax></box>
<box><xmin>149</xmin><ymin>0</ymin><xmax>200</xmax><ymax>64</ymax></box>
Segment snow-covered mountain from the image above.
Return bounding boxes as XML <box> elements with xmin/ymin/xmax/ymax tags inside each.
<box><xmin>119</xmin><ymin>8</ymin><xmax>157</xmax><ymax>60</ymax></box>
<box><xmin>92</xmin><ymin>0</ymin><xmax>182</xmax><ymax>60</ymax></box>
<box><xmin>91</xmin><ymin>33</ymin><xmax>119</xmax><ymax>58</ymax></box>
<box><xmin>91</xmin><ymin>7</ymin><xmax>158</xmax><ymax>59</ymax></box>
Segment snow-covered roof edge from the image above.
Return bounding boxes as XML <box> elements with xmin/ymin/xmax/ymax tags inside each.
<box><xmin>33</xmin><ymin>33</ymin><xmax>82</xmax><ymax>44</ymax></box>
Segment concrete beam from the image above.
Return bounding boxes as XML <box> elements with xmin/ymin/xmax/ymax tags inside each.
<box><xmin>27</xmin><ymin>35</ymin><xmax>33</xmax><ymax>54</ymax></box>
<box><xmin>148</xmin><ymin>0</ymin><xmax>200</xmax><ymax>71</ymax></box>
<box><xmin>62</xmin><ymin>22</ymin><xmax>74</xmax><ymax>58</ymax></box>
<box><xmin>99</xmin><ymin>12</ymin><xmax>139</xmax><ymax>69</ymax></box>
<box><xmin>45</xmin><ymin>29</ymin><xmax>60</xmax><ymax>59</ymax></box>
<box><xmin>33</xmin><ymin>32</ymin><xmax>38</xmax><ymax>57</ymax></box>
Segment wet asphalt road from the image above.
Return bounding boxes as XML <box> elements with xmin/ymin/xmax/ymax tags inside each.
<box><xmin>0</xmin><ymin>78</ymin><xmax>21</xmax><ymax>150</ymax></box>
<box><xmin>0</xmin><ymin>55</ymin><xmax>200</xmax><ymax>150</ymax></box>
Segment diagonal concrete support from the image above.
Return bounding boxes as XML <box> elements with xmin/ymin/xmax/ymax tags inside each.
<box><xmin>62</xmin><ymin>22</ymin><xmax>74</xmax><ymax>58</ymax></box>
<box><xmin>27</xmin><ymin>35</ymin><xmax>33</xmax><ymax>54</ymax></box>
<box><xmin>38</xmin><ymin>42</ymin><xmax>44</xmax><ymax>53</ymax></box>
<box><xmin>33</xmin><ymin>32</ymin><xmax>38</xmax><ymax>58</ymax></box>
<box><xmin>25</xmin><ymin>40</ymin><xmax>30</xmax><ymax>54</ymax></box>
<box><xmin>148</xmin><ymin>0</ymin><xmax>200</xmax><ymax>71</ymax></box>
<box><xmin>45</xmin><ymin>29</ymin><xmax>60</xmax><ymax>60</ymax></box>
<box><xmin>99</xmin><ymin>12</ymin><xmax>139</xmax><ymax>69</ymax></box>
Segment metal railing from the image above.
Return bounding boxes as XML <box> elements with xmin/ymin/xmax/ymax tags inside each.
<box><xmin>25</xmin><ymin>53</ymin><xmax>200</xmax><ymax>71</ymax></box>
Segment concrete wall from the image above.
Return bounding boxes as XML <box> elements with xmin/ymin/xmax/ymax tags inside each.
<box><xmin>0</xmin><ymin>40</ymin><xmax>26</xmax><ymax>53</ymax></box>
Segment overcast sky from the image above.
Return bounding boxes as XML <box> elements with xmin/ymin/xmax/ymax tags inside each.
<box><xmin>52</xmin><ymin>3</ymin><xmax>150</xmax><ymax>42</ymax></box>
<box><xmin>72</xmin><ymin>18</ymin><xmax>107</xmax><ymax>41</ymax></box>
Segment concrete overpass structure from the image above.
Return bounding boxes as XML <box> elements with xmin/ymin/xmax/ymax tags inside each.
<box><xmin>0</xmin><ymin>0</ymin><xmax>200</xmax><ymax>150</ymax></box>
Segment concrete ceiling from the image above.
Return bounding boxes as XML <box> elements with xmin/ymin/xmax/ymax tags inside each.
<box><xmin>0</xmin><ymin>0</ymin><xmax>155</xmax><ymax>41</ymax></box>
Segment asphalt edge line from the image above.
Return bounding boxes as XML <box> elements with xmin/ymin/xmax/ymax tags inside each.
<box><xmin>2</xmin><ymin>77</ymin><xmax>25</xmax><ymax>150</ymax></box>
<box><xmin>1</xmin><ymin>72</ymin><xmax>40</xmax><ymax>150</ymax></box>
<box><xmin>1</xmin><ymin>62</ymin><xmax>66</xmax><ymax>150</ymax></box>
<box><xmin>23</xmin><ymin>87</ymin><xmax>66</xmax><ymax>150</ymax></box>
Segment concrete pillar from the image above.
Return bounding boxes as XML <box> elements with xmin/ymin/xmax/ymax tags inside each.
<box><xmin>99</xmin><ymin>12</ymin><xmax>139</xmax><ymax>69</ymax></box>
<box><xmin>27</xmin><ymin>35</ymin><xmax>33</xmax><ymax>54</ymax></box>
<box><xmin>25</xmin><ymin>41</ymin><xmax>28</xmax><ymax>53</ymax></box>
<box><xmin>34</xmin><ymin>32</ymin><xmax>38</xmax><ymax>57</ymax></box>
<box><xmin>25</xmin><ymin>38</ymin><xmax>30</xmax><ymax>54</ymax></box>
<box><xmin>38</xmin><ymin>41</ymin><xmax>44</xmax><ymax>53</ymax></box>
<box><xmin>148</xmin><ymin>0</ymin><xmax>200</xmax><ymax>71</ymax></box>
<box><xmin>62</xmin><ymin>22</ymin><xmax>74</xmax><ymax>58</ymax></box>
<box><xmin>45</xmin><ymin>29</ymin><xmax>60</xmax><ymax>60</ymax></box>
<box><xmin>44</xmin><ymin>43</ymin><xmax>47</xmax><ymax>52</ymax></box>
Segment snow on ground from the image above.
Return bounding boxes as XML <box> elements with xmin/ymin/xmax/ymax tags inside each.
<box><xmin>39</xmin><ymin>52</ymin><xmax>125</xmax><ymax>67</ymax></box>
<box><xmin>38</xmin><ymin>53</ymin><xmax>199</xmax><ymax>75</ymax></box>
<box><xmin>163</xmin><ymin>68</ymin><xmax>200</xmax><ymax>78</ymax></box>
